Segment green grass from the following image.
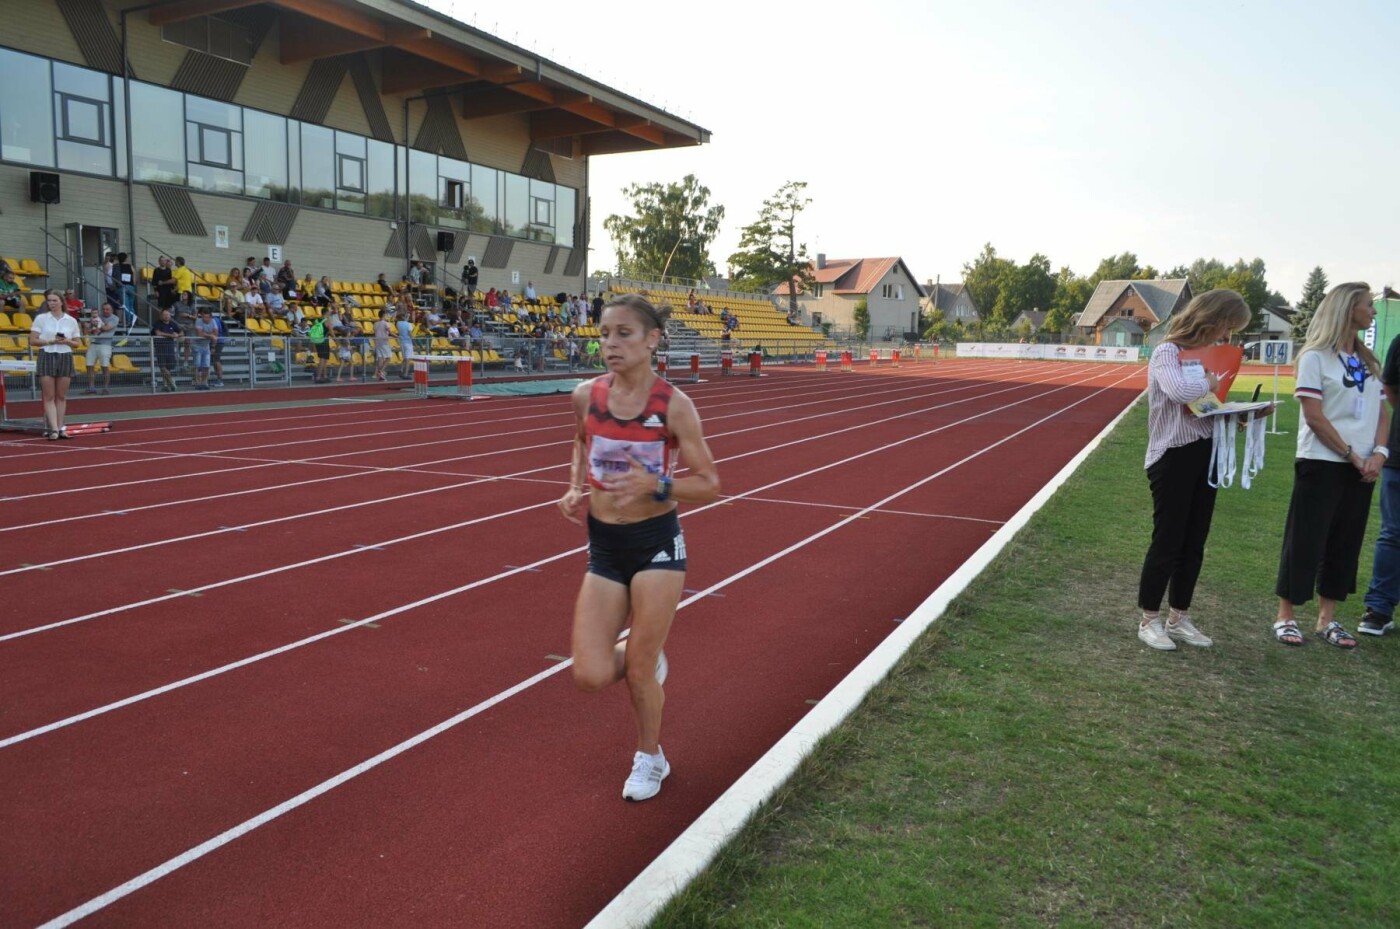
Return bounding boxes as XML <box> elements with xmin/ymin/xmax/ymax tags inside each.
<box><xmin>654</xmin><ymin>390</ymin><xmax>1400</xmax><ymax>928</ymax></box>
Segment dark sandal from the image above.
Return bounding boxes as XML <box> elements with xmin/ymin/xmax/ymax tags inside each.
<box><xmin>1316</xmin><ymin>621</ymin><xmax>1357</xmax><ymax>649</ymax></box>
<box><xmin>1273</xmin><ymin>620</ymin><xmax>1305</xmax><ymax>646</ymax></box>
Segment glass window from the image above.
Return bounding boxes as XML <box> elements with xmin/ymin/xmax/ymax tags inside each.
<box><xmin>186</xmin><ymin>95</ymin><xmax>241</xmax><ymax>193</ymax></box>
<box><xmin>365</xmin><ymin>139</ymin><xmax>395</xmax><ymax>219</ymax></box>
<box><xmin>437</xmin><ymin>156</ymin><xmax>469</xmax><ymax>229</ymax></box>
<box><xmin>529</xmin><ymin>178</ymin><xmax>554</xmax><ymax>242</ymax></box>
<box><xmin>408</xmin><ymin>148</ymin><xmax>436</xmax><ymax>224</ymax></box>
<box><xmin>243</xmin><ymin>108</ymin><xmax>287</xmax><ymax>200</ymax></box>
<box><xmin>50</xmin><ymin>62</ymin><xmax>112</xmax><ymax>175</ymax></box>
<box><xmin>504</xmin><ymin>173</ymin><xmax>529</xmax><ymax>238</ymax></box>
<box><xmin>287</xmin><ymin>119</ymin><xmax>301</xmax><ymax>201</ymax></box>
<box><xmin>0</xmin><ymin>48</ymin><xmax>55</xmax><ymax>166</ymax></box>
<box><xmin>299</xmin><ymin>123</ymin><xmax>333</xmax><ymax>208</ymax></box>
<box><xmin>113</xmin><ymin>80</ymin><xmax>127</xmax><ymax>179</ymax></box>
<box><xmin>556</xmin><ymin>186</ymin><xmax>576</xmax><ymax>248</ymax></box>
<box><xmin>130</xmin><ymin>81</ymin><xmax>183</xmax><ymax>182</ymax></box>
<box><xmin>334</xmin><ymin>131</ymin><xmax>366</xmax><ymax>212</ymax></box>
<box><xmin>470</xmin><ymin>163</ymin><xmax>497</xmax><ymax>234</ymax></box>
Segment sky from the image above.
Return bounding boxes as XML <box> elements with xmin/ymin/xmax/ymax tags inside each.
<box><xmin>422</xmin><ymin>0</ymin><xmax>1398</xmax><ymax>302</ymax></box>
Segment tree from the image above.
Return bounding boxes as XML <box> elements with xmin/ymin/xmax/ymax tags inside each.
<box><xmin>603</xmin><ymin>174</ymin><xmax>724</xmax><ymax>282</ymax></box>
<box><xmin>1292</xmin><ymin>266</ymin><xmax>1329</xmax><ymax>340</ymax></box>
<box><xmin>853</xmin><ymin>297</ymin><xmax>870</xmax><ymax>341</ymax></box>
<box><xmin>1182</xmin><ymin>257</ymin><xmax>1273</xmax><ymax>330</ymax></box>
<box><xmin>1047</xmin><ymin>266</ymin><xmax>1094</xmax><ymax>336</ymax></box>
<box><xmin>727</xmin><ymin>181</ymin><xmax>814</xmax><ymax>318</ymax></box>
<box><xmin>993</xmin><ymin>252</ymin><xmax>1056</xmax><ymax>322</ymax></box>
<box><xmin>1089</xmin><ymin>252</ymin><xmax>1143</xmax><ymax>285</ymax></box>
<box><xmin>922</xmin><ymin>307</ymin><xmax>948</xmax><ymax>342</ymax></box>
<box><xmin>961</xmin><ymin>243</ymin><xmax>1014</xmax><ymax>326</ymax></box>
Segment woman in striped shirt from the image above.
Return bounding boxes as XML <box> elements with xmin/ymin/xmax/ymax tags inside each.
<box><xmin>1137</xmin><ymin>289</ymin><xmax>1252</xmax><ymax>650</ymax></box>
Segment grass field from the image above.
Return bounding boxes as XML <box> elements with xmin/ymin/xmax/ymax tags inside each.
<box><xmin>654</xmin><ymin>383</ymin><xmax>1400</xmax><ymax>928</ymax></box>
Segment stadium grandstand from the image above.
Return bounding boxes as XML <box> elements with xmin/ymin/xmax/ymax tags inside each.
<box><xmin>0</xmin><ymin>0</ymin><xmax>717</xmax><ymax>388</ymax></box>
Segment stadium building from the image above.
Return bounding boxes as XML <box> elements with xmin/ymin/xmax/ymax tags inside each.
<box><xmin>0</xmin><ymin>0</ymin><xmax>709</xmax><ymax>306</ymax></box>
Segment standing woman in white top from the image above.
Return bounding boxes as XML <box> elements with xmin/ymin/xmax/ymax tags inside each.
<box><xmin>29</xmin><ymin>289</ymin><xmax>82</xmax><ymax>440</ymax></box>
<box><xmin>1274</xmin><ymin>283</ymin><xmax>1387</xmax><ymax>648</ymax></box>
<box><xmin>1136</xmin><ymin>289</ymin><xmax>1252</xmax><ymax>650</ymax></box>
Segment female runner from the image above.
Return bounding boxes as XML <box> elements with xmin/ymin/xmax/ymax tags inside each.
<box><xmin>558</xmin><ymin>293</ymin><xmax>720</xmax><ymax>801</ymax></box>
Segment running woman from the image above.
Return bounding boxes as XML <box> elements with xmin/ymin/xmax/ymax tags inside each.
<box><xmin>558</xmin><ymin>293</ymin><xmax>720</xmax><ymax>801</ymax></box>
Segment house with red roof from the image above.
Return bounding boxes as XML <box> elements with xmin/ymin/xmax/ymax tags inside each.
<box><xmin>773</xmin><ymin>254</ymin><xmax>926</xmax><ymax>339</ymax></box>
<box><xmin>1074</xmin><ymin>278</ymin><xmax>1192</xmax><ymax>346</ymax></box>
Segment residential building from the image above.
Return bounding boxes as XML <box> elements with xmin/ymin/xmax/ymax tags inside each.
<box><xmin>774</xmin><ymin>255</ymin><xmax>925</xmax><ymax>339</ymax></box>
<box><xmin>1075</xmin><ymin>279</ymin><xmax>1192</xmax><ymax>346</ymax></box>
<box><xmin>921</xmin><ymin>281</ymin><xmax>979</xmax><ymax>325</ymax></box>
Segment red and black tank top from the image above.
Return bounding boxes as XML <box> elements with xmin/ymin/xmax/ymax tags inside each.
<box><xmin>585</xmin><ymin>374</ymin><xmax>677</xmax><ymax>489</ymax></box>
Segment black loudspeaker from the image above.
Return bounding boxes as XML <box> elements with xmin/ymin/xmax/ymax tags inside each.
<box><xmin>30</xmin><ymin>171</ymin><xmax>60</xmax><ymax>204</ymax></box>
<box><xmin>436</xmin><ymin>231</ymin><xmax>455</xmax><ymax>252</ymax></box>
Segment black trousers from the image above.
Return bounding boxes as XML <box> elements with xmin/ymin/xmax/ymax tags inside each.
<box><xmin>1139</xmin><ymin>438</ymin><xmax>1218</xmax><ymax>612</ymax></box>
<box><xmin>1276</xmin><ymin>458</ymin><xmax>1376</xmax><ymax>605</ymax></box>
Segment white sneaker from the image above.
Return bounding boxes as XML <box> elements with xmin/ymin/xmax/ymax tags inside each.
<box><xmin>1138</xmin><ymin>618</ymin><xmax>1177</xmax><ymax>650</ymax></box>
<box><xmin>622</xmin><ymin>748</ymin><xmax>670</xmax><ymax>802</ymax></box>
<box><xmin>655</xmin><ymin>649</ymin><xmax>668</xmax><ymax>686</ymax></box>
<box><xmin>1166</xmin><ymin>616</ymin><xmax>1213</xmax><ymax>647</ymax></box>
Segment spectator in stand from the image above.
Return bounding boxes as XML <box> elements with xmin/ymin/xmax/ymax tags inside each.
<box><xmin>525</xmin><ymin>281</ymin><xmax>539</xmax><ymax>306</ymax></box>
<box><xmin>192</xmin><ymin>308</ymin><xmax>219</xmax><ymax>390</ymax></box>
<box><xmin>396</xmin><ymin>303</ymin><xmax>416</xmax><ymax>378</ymax></box>
<box><xmin>150</xmin><ymin>258</ymin><xmax>177</xmax><ymax>346</ymax></box>
<box><xmin>209</xmin><ymin>309</ymin><xmax>226</xmax><ymax>387</ymax></box>
<box><xmin>30</xmin><ymin>289</ymin><xmax>81</xmax><ymax>439</ymax></box>
<box><xmin>585</xmin><ymin>336</ymin><xmax>601</xmax><ymax>367</ymax></box>
<box><xmin>373</xmin><ymin>308</ymin><xmax>393</xmax><ymax>381</ymax></box>
<box><xmin>63</xmin><ymin>289</ymin><xmax>84</xmax><ymax>314</ymax></box>
<box><xmin>259</xmin><ymin>257</ymin><xmax>275</xmax><ymax>284</ymax></box>
<box><xmin>468</xmin><ymin>319</ymin><xmax>483</xmax><ymax>349</ymax></box>
<box><xmin>115</xmin><ymin>252</ymin><xmax>137</xmax><ymax>324</ymax></box>
<box><xmin>277</xmin><ymin>259</ymin><xmax>297</xmax><ymax>297</ymax></box>
<box><xmin>485</xmin><ymin>287</ymin><xmax>499</xmax><ymax>310</ymax></box>
<box><xmin>243</xmin><ymin>257</ymin><xmax>260</xmax><ymax>283</ymax></box>
<box><xmin>82</xmin><ymin>300</ymin><xmax>119</xmax><ymax>394</ymax></box>
<box><xmin>447</xmin><ymin>319</ymin><xmax>465</xmax><ymax>349</ymax></box>
<box><xmin>424</xmin><ymin>308</ymin><xmax>448</xmax><ymax>337</ymax></box>
<box><xmin>175</xmin><ymin>290</ymin><xmax>198</xmax><ymax>369</ymax></box>
<box><xmin>686</xmin><ymin>289</ymin><xmax>697</xmax><ymax>311</ymax></box>
<box><xmin>219</xmin><ymin>283</ymin><xmax>243</xmax><ymax>322</ymax></box>
<box><xmin>314</xmin><ymin>275</ymin><xmax>334</xmax><ymax>308</ymax></box>
<box><xmin>101</xmin><ymin>254</ymin><xmax>119</xmax><ymax>309</ymax></box>
<box><xmin>499</xmin><ymin>289</ymin><xmax>514</xmax><ymax>311</ymax></box>
<box><xmin>244</xmin><ymin>284</ymin><xmax>266</xmax><ymax>321</ymax></box>
<box><xmin>300</xmin><ymin>273</ymin><xmax>316</xmax><ymax>303</ymax></box>
<box><xmin>592</xmin><ymin>292</ymin><xmax>605</xmax><ymax>325</ymax></box>
<box><xmin>173</xmin><ymin>256</ymin><xmax>195</xmax><ymax>304</ymax></box>
<box><xmin>463</xmin><ymin>259</ymin><xmax>479</xmax><ymax>304</ymax></box>
<box><xmin>307</xmin><ymin>314</ymin><xmax>331</xmax><ymax>383</ymax></box>
<box><xmin>7</xmin><ymin>272</ymin><xmax>34</xmax><ymax>308</ymax></box>
<box><xmin>407</xmin><ymin>260</ymin><xmax>425</xmax><ymax>294</ymax></box>
<box><xmin>152</xmin><ymin>307</ymin><xmax>181</xmax><ymax>392</ymax></box>
<box><xmin>376</xmin><ymin>272</ymin><xmax>393</xmax><ymax>295</ymax></box>
<box><xmin>326</xmin><ymin>306</ymin><xmax>353</xmax><ymax>337</ymax></box>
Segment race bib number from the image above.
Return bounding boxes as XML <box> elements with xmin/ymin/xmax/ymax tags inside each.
<box><xmin>590</xmin><ymin>437</ymin><xmax>666</xmax><ymax>484</ymax></box>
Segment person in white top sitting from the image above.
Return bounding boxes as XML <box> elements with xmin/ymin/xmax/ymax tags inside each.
<box><xmin>29</xmin><ymin>289</ymin><xmax>82</xmax><ymax>440</ymax></box>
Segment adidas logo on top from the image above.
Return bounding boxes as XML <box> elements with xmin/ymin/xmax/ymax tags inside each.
<box><xmin>642</xmin><ymin>414</ymin><xmax>664</xmax><ymax>428</ymax></box>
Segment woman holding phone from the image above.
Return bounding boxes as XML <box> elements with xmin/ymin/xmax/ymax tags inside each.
<box><xmin>29</xmin><ymin>289</ymin><xmax>82</xmax><ymax>440</ymax></box>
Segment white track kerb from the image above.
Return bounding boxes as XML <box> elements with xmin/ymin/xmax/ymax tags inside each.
<box><xmin>585</xmin><ymin>392</ymin><xmax>1145</xmax><ymax>929</ymax></box>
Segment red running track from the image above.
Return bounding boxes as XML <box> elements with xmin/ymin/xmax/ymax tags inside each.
<box><xmin>0</xmin><ymin>359</ymin><xmax>1145</xmax><ymax>928</ymax></box>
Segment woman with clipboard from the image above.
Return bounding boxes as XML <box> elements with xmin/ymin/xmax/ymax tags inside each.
<box><xmin>1137</xmin><ymin>290</ymin><xmax>1252</xmax><ymax>650</ymax></box>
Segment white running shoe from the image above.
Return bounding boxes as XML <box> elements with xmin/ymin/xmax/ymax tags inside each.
<box><xmin>622</xmin><ymin>748</ymin><xmax>670</xmax><ymax>802</ymax></box>
<box><xmin>1137</xmin><ymin>618</ymin><xmax>1177</xmax><ymax>650</ymax></box>
<box><xmin>1166</xmin><ymin>615</ymin><xmax>1213</xmax><ymax>647</ymax></box>
<box><xmin>655</xmin><ymin>649</ymin><xmax>668</xmax><ymax>686</ymax></box>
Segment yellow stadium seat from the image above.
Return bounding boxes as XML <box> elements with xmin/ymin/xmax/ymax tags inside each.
<box><xmin>12</xmin><ymin>311</ymin><xmax>34</xmax><ymax>330</ymax></box>
<box><xmin>111</xmin><ymin>353</ymin><xmax>140</xmax><ymax>372</ymax></box>
<box><xmin>19</xmin><ymin>258</ymin><xmax>46</xmax><ymax>276</ymax></box>
<box><xmin>0</xmin><ymin>312</ymin><xmax>14</xmax><ymax>332</ymax></box>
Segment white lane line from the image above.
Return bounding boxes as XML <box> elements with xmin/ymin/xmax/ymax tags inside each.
<box><xmin>584</xmin><ymin>371</ymin><xmax>1145</xmax><ymax>929</ymax></box>
<box><xmin>30</xmin><ymin>366</ymin><xmax>1142</xmax><ymax>929</ymax></box>
<box><xmin>732</xmin><ymin>495</ymin><xmax>1008</xmax><ymax>524</ymax></box>
<box><xmin>1</xmin><ymin>364</ymin><xmax>1132</xmax><ymax>742</ymax></box>
<box><xmin>0</xmin><ymin>370</ymin><xmax>1055</xmax><ymax>623</ymax></box>
<box><xmin>0</xmin><ymin>367</ymin><xmax>1051</xmax><ymax>561</ymax></box>
<box><xmin>0</xmin><ymin>373</ymin><xmax>957</xmax><ymax>500</ymax></box>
